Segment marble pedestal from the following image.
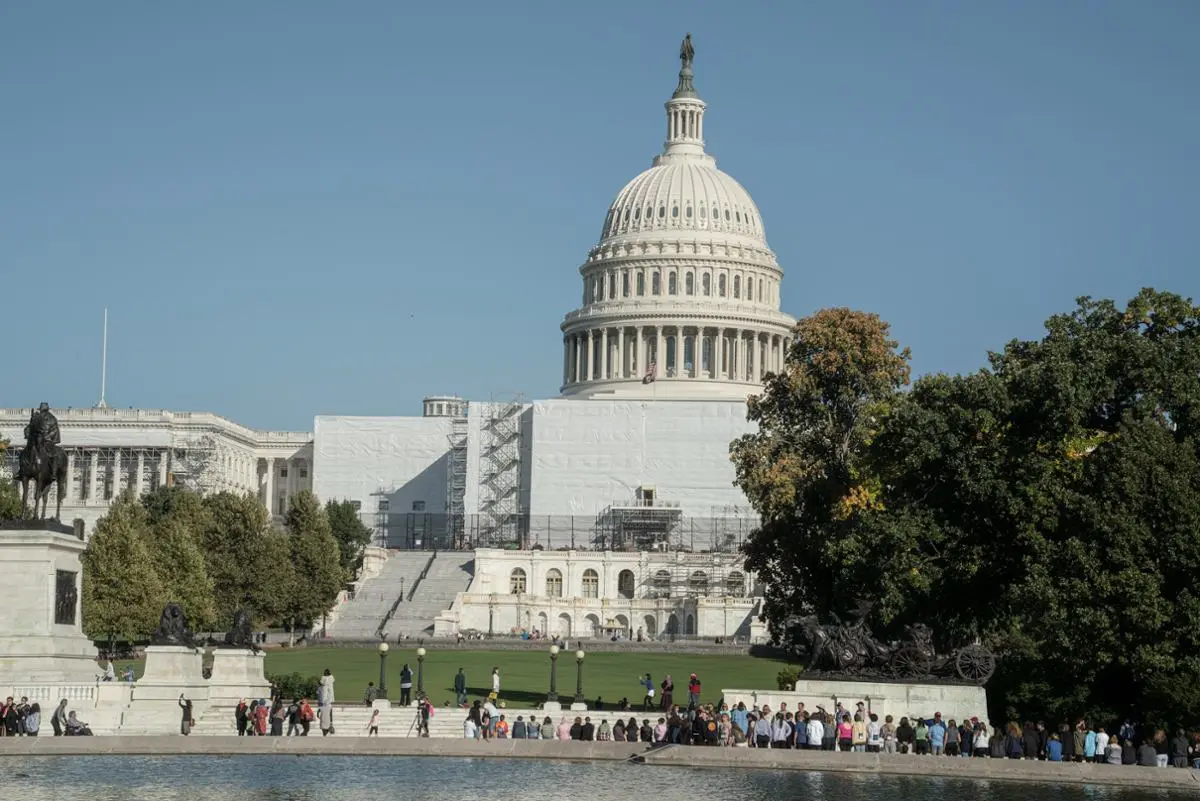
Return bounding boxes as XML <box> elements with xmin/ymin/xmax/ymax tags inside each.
<box><xmin>208</xmin><ymin>649</ymin><xmax>270</xmax><ymax>705</ymax></box>
<box><xmin>123</xmin><ymin>645</ymin><xmax>210</xmax><ymax>734</ymax></box>
<box><xmin>0</xmin><ymin>525</ymin><xmax>98</xmax><ymax>694</ymax></box>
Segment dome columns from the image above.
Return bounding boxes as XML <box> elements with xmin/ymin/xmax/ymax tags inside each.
<box><xmin>561</xmin><ymin>323</ymin><xmax>791</xmax><ymax>394</ymax></box>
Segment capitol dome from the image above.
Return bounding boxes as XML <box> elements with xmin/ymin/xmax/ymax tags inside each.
<box><xmin>560</xmin><ymin>35</ymin><xmax>796</xmax><ymax>401</ymax></box>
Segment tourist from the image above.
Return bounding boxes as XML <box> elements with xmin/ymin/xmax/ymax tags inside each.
<box><xmin>463</xmin><ymin>715</ymin><xmax>477</xmax><ymax>739</ymax></box>
<box><xmin>836</xmin><ymin>713</ymin><xmax>853</xmax><ymax>752</ymax></box>
<box><xmin>300</xmin><ymin>698</ymin><xmax>315</xmax><ymax>735</ymax></box>
<box><xmin>1106</xmin><ymin>736</ymin><xmax>1123</xmax><ymax>765</ymax></box>
<box><xmin>318</xmin><ymin>702</ymin><xmax>333</xmax><ymax>736</ymax></box>
<box><xmin>806</xmin><ymin>712</ymin><xmax>824</xmax><ymax>750</ymax></box>
<box><xmin>771</xmin><ymin>713</ymin><xmax>791</xmax><ymax>749</ymax></box>
<box><xmin>1022</xmin><ymin>722</ymin><xmax>1039</xmax><ymax>760</ymax></box>
<box><xmin>973</xmin><ymin>722</ymin><xmax>990</xmax><ymax>758</ymax></box>
<box><xmin>753</xmin><ymin>713</ymin><xmax>771</xmax><ymax>748</ymax></box>
<box><xmin>927</xmin><ymin>713</ymin><xmax>947</xmax><ymax>756</ymax></box>
<box><xmin>363</xmin><ymin>682</ymin><xmax>378</xmax><ymax>705</ymax></box>
<box><xmin>660</xmin><ymin>674</ymin><xmax>674</xmax><ymax>710</ymax></box>
<box><xmin>318</xmin><ymin>669</ymin><xmax>335</xmax><ymax>706</ymax></box>
<box><xmin>1137</xmin><ymin>738</ymin><xmax>1157</xmax><ymax>766</ymax></box>
<box><xmin>483</xmin><ymin>697</ymin><xmax>499</xmax><ymax>738</ymax></box>
<box><xmin>867</xmin><ymin>713</ymin><xmax>882</xmax><ymax>753</ymax></box>
<box><xmin>64</xmin><ymin>712</ymin><xmax>91</xmax><ymax>736</ymax></box>
<box><xmin>23</xmin><ymin>704</ymin><xmax>40</xmax><ymax>737</ymax></box>
<box><xmin>1170</xmin><ymin>729</ymin><xmax>1190</xmax><ymax>768</ymax></box>
<box><xmin>542</xmin><ymin>717</ymin><xmax>556</xmax><ymax>740</ymax></box>
<box><xmin>254</xmin><ymin>699</ymin><xmax>269</xmax><ymax>735</ymax></box>
<box><xmin>597</xmin><ymin>719</ymin><xmax>611</xmax><ymax>741</ymax></box>
<box><xmin>468</xmin><ymin>701</ymin><xmax>483</xmax><ymax>739</ymax></box>
<box><xmin>495</xmin><ymin>714</ymin><xmax>509</xmax><ymax>738</ymax></box>
<box><xmin>269</xmin><ymin>699</ymin><xmax>285</xmax><ymax>736</ymax></box>
<box><xmin>285</xmin><ymin>699</ymin><xmax>302</xmax><ymax>736</ymax></box>
<box><xmin>366</xmin><ymin>709</ymin><xmax>379</xmax><ymax>737</ymax></box>
<box><xmin>1084</xmin><ymin>723</ymin><xmax>1097</xmax><ymax>762</ymax></box>
<box><xmin>640</xmin><ymin>718</ymin><xmax>653</xmax><ymax>743</ymax></box>
<box><xmin>852</xmin><ymin>713</ymin><xmax>868</xmax><ymax>752</ymax></box>
<box><xmin>568</xmin><ymin>717</ymin><xmax>582</xmax><ymax>740</ymax></box>
<box><xmin>512</xmin><ymin>715</ymin><xmax>527</xmax><ymax>739</ymax></box>
<box><xmin>1047</xmin><ymin>733</ymin><xmax>1063</xmax><ymax>761</ymax></box>
<box><xmin>454</xmin><ymin>668</ymin><xmax>467</xmax><ymax>707</ymax></box>
<box><xmin>1122</xmin><ymin>739</ymin><xmax>1136</xmax><ymax>764</ymax></box>
<box><xmin>235</xmin><ymin>699</ymin><xmax>248</xmax><ymax>736</ymax></box>
<box><xmin>639</xmin><ymin>673</ymin><xmax>656</xmax><ymax>711</ymax></box>
<box><xmin>399</xmin><ymin>663</ymin><xmax>413</xmax><ymax>706</ymax></box>
<box><xmin>581</xmin><ymin>716</ymin><xmax>596</xmax><ymax>741</ymax></box>
<box><xmin>687</xmin><ymin>674</ymin><xmax>701</xmax><ymax>708</ymax></box>
<box><xmin>417</xmin><ymin>695</ymin><xmax>433</xmax><ymax>736</ymax></box>
<box><xmin>178</xmin><ymin>695</ymin><xmax>193</xmax><ymax>736</ymax></box>
<box><xmin>491</xmin><ymin>666</ymin><xmax>501</xmax><ymax>700</ymax></box>
<box><xmin>914</xmin><ymin>718</ymin><xmax>929</xmax><ymax>755</ymax></box>
<box><xmin>881</xmin><ymin>714</ymin><xmax>898</xmax><ymax>753</ymax></box>
<box><xmin>1095</xmin><ymin>726</ymin><xmax>1110</xmax><ymax>763</ymax></box>
<box><xmin>1152</xmin><ymin>728</ymin><xmax>1169</xmax><ymax>767</ymax></box>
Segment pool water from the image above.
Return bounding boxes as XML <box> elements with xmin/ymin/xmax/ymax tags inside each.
<box><xmin>3</xmin><ymin>756</ymin><xmax>1188</xmax><ymax>801</ymax></box>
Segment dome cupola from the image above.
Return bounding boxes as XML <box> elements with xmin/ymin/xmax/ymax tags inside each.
<box><xmin>560</xmin><ymin>35</ymin><xmax>796</xmax><ymax>401</ymax></box>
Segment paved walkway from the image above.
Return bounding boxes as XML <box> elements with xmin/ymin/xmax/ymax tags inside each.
<box><xmin>0</xmin><ymin>738</ymin><xmax>1195</xmax><ymax>792</ymax></box>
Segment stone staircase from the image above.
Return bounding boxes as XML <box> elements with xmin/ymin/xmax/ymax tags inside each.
<box><xmin>386</xmin><ymin>553</ymin><xmax>474</xmax><ymax>639</ymax></box>
<box><xmin>326</xmin><ymin>551</ymin><xmax>435</xmax><ymax>639</ymax></box>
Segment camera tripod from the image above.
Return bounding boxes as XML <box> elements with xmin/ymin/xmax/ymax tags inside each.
<box><xmin>407</xmin><ymin>705</ymin><xmax>429</xmax><ymax>738</ymax></box>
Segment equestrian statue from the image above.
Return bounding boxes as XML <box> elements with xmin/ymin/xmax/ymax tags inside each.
<box><xmin>15</xmin><ymin>403</ymin><xmax>69</xmax><ymax>521</ymax></box>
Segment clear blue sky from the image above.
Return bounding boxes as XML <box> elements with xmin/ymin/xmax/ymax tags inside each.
<box><xmin>4</xmin><ymin>1</ymin><xmax>1198</xmax><ymax>431</ymax></box>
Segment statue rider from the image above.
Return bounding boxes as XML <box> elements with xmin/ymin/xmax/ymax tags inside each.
<box><xmin>28</xmin><ymin>402</ymin><xmax>61</xmax><ymax>471</ymax></box>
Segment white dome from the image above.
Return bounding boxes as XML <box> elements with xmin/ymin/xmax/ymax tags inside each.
<box><xmin>600</xmin><ymin>160</ymin><xmax>767</xmax><ymax>247</ymax></box>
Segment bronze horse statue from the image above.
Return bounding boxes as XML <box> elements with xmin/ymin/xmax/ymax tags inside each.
<box><xmin>15</xmin><ymin>423</ymin><xmax>69</xmax><ymax>521</ymax></box>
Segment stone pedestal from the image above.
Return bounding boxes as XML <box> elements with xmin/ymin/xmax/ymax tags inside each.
<box><xmin>722</xmin><ymin>679</ymin><xmax>989</xmax><ymax>725</ymax></box>
<box><xmin>569</xmin><ymin>701</ymin><xmax>588</xmax><ymax>711</ymax></box>
<box><xmin>123</xmin><ymin>646</ymin><xmax>209</xmax><ymax>734</ymax></box>
<box><xmin>0</xmin><ymin>526</ymin><xmax>98</xmax><ymax>691</ymax></box>
<box><xmin>208</xmin><ymin>649</ymin><xmax>270</xmax><ymax>705</ymax></box>
<box><xmin>542</xmin><ymin>701</ymin><xmax>562</xmax><ymax>715</ymax></box>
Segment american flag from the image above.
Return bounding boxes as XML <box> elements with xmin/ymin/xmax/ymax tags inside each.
<box><xmin>642</xmin><ymin>362</ymin><xmax>657</xmax><ymax>384</ymax></box>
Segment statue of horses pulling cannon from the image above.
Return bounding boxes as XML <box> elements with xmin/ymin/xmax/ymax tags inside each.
<box><xmin>784</xmin><ymin>614</ymin><xmax>996</xmax><ymax>686</ymax></box>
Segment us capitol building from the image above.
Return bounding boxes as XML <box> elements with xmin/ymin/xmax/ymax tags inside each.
<box><xmin>1</xmin><ymin>39</ymin><xmax>793</xmax><ymax>642</ymax></box>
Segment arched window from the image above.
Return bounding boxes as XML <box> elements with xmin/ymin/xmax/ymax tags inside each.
<box><xmin>702</xmin><ymin>273</ymin><xmax>711</xmax><ymax>296</ymax></box>
<box><xmin>618</xmin><ymin>569</ymin><xmax>636</xmax><ymax>600</ymax></box>
<box><xmin>747</xmin><ymin>277</ymin><xmax>754</xmax><ymax>302</ymax></box>
<box><xmin>685</xmin><ymin>272</ymin><xmax>695</xmax><ymax>295</ymax></box>
<box><xmin>658</xmin><ymin>205</ymin><xmax>665</xmax><ymax>219</ymax></box>
<box><xmin>689</xmin><ymin>570</ymin><xmax>710</xmax><ymax>596</ymax></box>
<box><xmin>733</xmin><ymin>275</ymin><xmax>741</xmax><ymax>298</ymax></box>
<box><xmin>651</xmin><ymin>271</ymin><xmax>661</xmax><ymax>295</ymax></box>
<box><xmin>510</xmin><ymin>568</ymin><xmax>527</xmax><ymax>595</ymax></box>
<box><xmin>591</xmin><ymin>278</ymin><xmax>600</xmax><ymax>303</ymax></box>
<box><xmin>546</xmin><ymin>568</ymin><xmax>563</xmax><ymax>598</ymax></box>
<box><xmin>652</xmin><ymin>569</ymin><xmax>672</xmax><ymax>599</ymax></box>
<box><xmin>671</xmin><ymin>205</ymin><xmax>679</xmax><ymax>219</ymax></box>
<box><xmin>668</xmin><ymin>272</ymin><xmax>677</xmax><ymax>295</ymax></box>
<box><xmin>700</xmin><ymin>205</ymin><xmax>707</xmax><ymax>219</ymax></box>
<box><xmin>724</xmin><ymin>571</ymin><xmax>745</xmax><ymax>598</ymax></box>
<box><xmin>684</xmin><ymin>335</ymin><xmax>695</xmax><ymax>374</ymax></box>
<box><xmin>634</xmin><ymin>206</ymin><xmax>640</xmax><ymax>220</ymax></box>
<box><xmin>724</xmin><ymin>209</ymin><xmax>730</xmax><ymax>221</ymax></box>
<box><xmin>607</xmin><ymin>273</ymin><xmax>615</xmax><ymax>299</ymax></box>
<box><xmin>622</xmin><ymin>272</ymin><xmax>630</xmax><ymax>297</ymax></box>
<box><xmin>582</xmin><ymin>569</ymin><xmax>599</xmax><ymax>599</ymax></box>
<box><xmin>701</xmin><ymin>335</ymin><xmax>712</xmax><ymax>374</ymax></box>
<box><xmin>712</xmin><ymin>205</ymin><xmax>719</xmax><ymax>221</ymax></box>
<box><xmin>685</xmin><ymin>205</ymin><xmax>693</xmax><ymax>218</ymax></box>
<box><xmin>636</xmin><ymin>271</ymin><xmax>645</xmax><ymax>296</ymax></box>
<box><xmin>718</xmin><ymin>274</ymin><xmax>727</xmax><ymax>297</ymax></box>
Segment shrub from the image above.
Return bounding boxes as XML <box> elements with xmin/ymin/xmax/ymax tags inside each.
<box><xmin>776</xmin><ymin>666</ymin><xmax>801</xmax><ymax>691</ymax></box>
<box><xmin>268</xmin><ymin>671</ymin><xmax>320</xmax><ymax>700</ymax></box>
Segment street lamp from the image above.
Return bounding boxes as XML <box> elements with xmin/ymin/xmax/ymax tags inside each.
<box><xmin>547</xmin><ymin>644</ymin><xmax>559</xmax><ymax>702</ymax></box>
<box><xmin>416</xmin><ymin>647</ymin><xmax>426</xmax><ymax>695</ymax></box>
<box><xmin>574</xmin><ymin>649</ymin><xmax>586</xmax><ymax>704</ymax></box>
<box><xmin>377</xmin><ymin>642</ymin><xmax>389</xmax><ymax>699</ymax></box>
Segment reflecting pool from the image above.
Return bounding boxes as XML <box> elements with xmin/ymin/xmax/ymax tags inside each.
<box><xmin>3</xmin><ymin>756</ymin><xmax>1190</xmax><ymax>801</ymax></box>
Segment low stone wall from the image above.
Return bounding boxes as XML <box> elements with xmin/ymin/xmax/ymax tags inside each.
<box><xmin>723</xmin><ymin>680</ymin><xmax>989</xmax><ymax>726</ymax></box>
<box><xmin>0</xmin><ymin>738</ymin><xmax>1195</xmax><ymax>791</ymax></box>
<box><xmin>308</xmin><ymin>639</ymin><xmax>757</xmax><ymax>655</ymax></box>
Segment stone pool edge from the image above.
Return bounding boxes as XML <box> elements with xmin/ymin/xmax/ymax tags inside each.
<box><xmin>0</xmin><ymin>738</ymin><xmax>1196</xmax><ymax>792</ymax></box>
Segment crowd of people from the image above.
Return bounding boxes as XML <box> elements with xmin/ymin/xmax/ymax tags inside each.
<box><xmin>454</xmin><ymin>690</ymin><xmax>1200</xmax><ymax>771</ymax></box>
<box><xmin>1</xmin><ymin>696</ymin><xmax>92</xmax><ymax>736</ymax></box>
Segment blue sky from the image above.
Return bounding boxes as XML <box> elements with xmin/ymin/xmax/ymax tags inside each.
<box><xmin>4</xmin><ymin>1</ymin><xmax>1198</xmax><ymax>431</ymax></box>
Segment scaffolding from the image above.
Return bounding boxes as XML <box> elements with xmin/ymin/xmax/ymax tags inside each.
<box><xmin>371</xmin><ymin>486</ymin><xmax>392</xmax><ymax>548</ymax></box>
<box><xmin>643</xmin><ymin>551</ymin><xmax>749</xmax><ymax>600</ymax></box>
<box><xmin>477</xmin><ymin>395</ymin><xmax>524</xmax><ymax>547</ymax></box>
<box><xmin>595</xmin><ymin>496</ymin><xmax>684</xmax><ymax>551</ymax></box>
<box><xmin>167</xmin><ymin>434</ymin><xmax>219</xmax><ymax>493</ymax></box>
<box><xmin>445</xmin><ymin>407</ymin><xmax>469</xmax><ymax>548</ymax></box>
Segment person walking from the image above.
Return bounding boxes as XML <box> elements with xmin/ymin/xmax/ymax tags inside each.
<box><xmin>399</xmin><ymin>664</ymin><xmax>414</xmax><ymax>706</ymax></box>
<box><xmin>454</xmin><ymin>668</ymin><xmax>468</xmax><ymax>706</ymax></box>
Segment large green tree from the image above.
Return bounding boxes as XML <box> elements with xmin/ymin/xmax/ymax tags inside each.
<box><xmin>326</xmin><ymin>498</ymin><xmax>374</xmax><ymax>580</ymax></box>
<box><xmin>735</xmin><ymin>290</ymin><xmax>1200</xmax><ymax>727</ymax></box>
<box><xmin>81</xmin><ymin>495</ymin><xmax>167</xmax><ymax>644</ymax></box>
<box><xmin>200</xmin><ymin>491</ymin><xmax>271</xmax><ymax>625</ymax></box>
<box><xmin>281</xmin><ymin>491</ymin><xmax>345</xmax><ymax>642</ymax></box>
<box><xmin>0</xmin><ymin>437</ymin><xmax>20</xmax><ymax>520</ymax></box>
<box><xmin>730</xmin><ymin>307</ymin><xmax>911</xmax><ymax>627</ymax></box>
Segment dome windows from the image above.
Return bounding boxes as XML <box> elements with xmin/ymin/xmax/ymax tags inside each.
<box><xmin>651</xmin><ymin>270</ymin><xmax>661</xmax><ymax>295</ymax></box>
<box><xmin>699</xmin><ymin>205</ymin><xmax>706</xmax><ymax>219</ymax></box>
<box><xmin>685</xmin><ymin>272</ymin><xmax>695</xmax><ymax>295</ymax></box>
<box><xmin>685</xmin><ymin>205</ymin><xmax>693</xmax><ymax>218</ymax></box>
<box><xmin>736</xmin><ymin>211</ymin><xmax>741</xmax><ymax>223</ymax></box>
<box><xmin>747</xmin><ymin>277</ymin><xmax>754</xmax><ymax>301</ymax></box>
<box><xmin>668</xmin><ymin>271</ymin><xmax>677</xmax><ymax>295</ymax></box>
<box><xmin>622</xmin><ymin>272</ymin><xmax>630</xmax><ymax>297</ymax></box>
<box><xmin>724</xmin><ymin>209</ymin><xmax>731</xmax><ymax>221</ymax></box>
<box><xmin>645</xmin><ymin>205</ymin><xmax>652</xmax><ymax>221</ymax></box>
<box><xmin>634</xmin><ymin>206</ymin><xmax>641</xmax><ymax>220</ymax></box>
<box><xmin>718</xmin><ymin>274</ymin><xmax>727</xmax><ymax>297</ymax></box>
<box><xmin>733</xmin><ymin>275</ymin><xmax>741</xmax><ymax>299</ymax></box>
<box><xmin>702</xmin><ymin>274</ymin><xmax>711</xmax><ymax>296</ymax></box>
<box><xmin>671</xmin><ymin>205</ymin><xmax>679</xmax><ymax>219</ymax></box>
<box><xmin>636</xmin><ymin>271</ymin><xmax>645</xmax><ymax>296</ymax></box>
<box><xmin>712</xmin><ymin>205</ymin><xmax>719</xmax><ymax>221</ymax></box>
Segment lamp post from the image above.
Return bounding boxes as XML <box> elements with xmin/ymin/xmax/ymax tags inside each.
<box><xmin>377</xmin><ymin>641</ymin><xmax>389</xmax><ymax>699</ymax></box>
<box><xmin>416</xmin><ymin>647</ymin><xmax>426</xmax><ymax>696</ymax></box>
<box><xmin>547</xmin><ymin>644</ymin><xmax>559</xmax><ymax>702</ymax></box>
<box><xmin>574</xmin><ymin>649</ymin><xmax>586</xmax><ymax>704</ymax></box>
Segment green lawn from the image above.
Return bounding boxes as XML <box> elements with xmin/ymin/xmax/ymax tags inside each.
<box><xmin>261</xmin><ymin>648</ymin><xmax>790</xmax><ymax>707</ymax></box>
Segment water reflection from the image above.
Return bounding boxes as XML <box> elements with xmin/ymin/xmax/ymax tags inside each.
<box><xmin>3</xmin><ymin>756</ymin><xmax>1188</xmax><ymax>801</ymax></box>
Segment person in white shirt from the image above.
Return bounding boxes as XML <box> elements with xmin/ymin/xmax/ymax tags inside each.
<box><xmin>1094</xmin><ymin>727</ymin><xmax>1110</xmax><ymax>763</ymax></box>
<box><xmin>771</xmin><ymin>714</ymin><xmax>792</xmax><ymax>748</ymax></box>
<box><xmin>807</xmin><ymin>715</ymin><xmax>825</xmax><ymax>750</ymax></box>
<box><xmin>867</xmin><ymin>713</ymin><xmax>883</xmax><ymax>752</ymax></box>
<box><xmin>463</xmin><ymin>717</ymin><xmax>478</xmax><ymax>739</ymax></box>
<box><xmin>491</xmin><ymin>667</ymin><xmax>501</xmax><ymax>697</ymax></box>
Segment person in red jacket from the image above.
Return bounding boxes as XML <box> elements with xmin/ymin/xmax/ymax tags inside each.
<box><xmin>687</xmin><ymin>674</ymin><xmax>701</xmax><ymax>708</ymax></box>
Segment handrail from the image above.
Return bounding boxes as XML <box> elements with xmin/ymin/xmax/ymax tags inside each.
<box><xmin>406</xmin><ymin>551</ymin><xmax>437</xmax><ymax>602</ymax></box>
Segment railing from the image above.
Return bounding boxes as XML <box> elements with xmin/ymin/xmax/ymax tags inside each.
<box><xmin>406</xmin><ymin>551</ymin><xmax>438</xmax><ymax>602</ymax></box>
<box><xmin>9</xmin><ymin>684</ymin><xmax>96</xmax><ymax>703</ymax></box>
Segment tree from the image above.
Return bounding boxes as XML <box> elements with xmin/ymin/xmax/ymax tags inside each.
<box><xmin>730</xmin><ymin>308</ymin><xmax>911</xmax><ymax>630</ymax></box>
<box><xmin>252</xmin><ymin>527</ymin><xmax>298</xmax><ymax>632</ymax></box>
<box><xmin>148</xmin><ymin>517</ymin><xmax>217</xmax><ymax>633</ymax></box>
<box><xmin>81</xmin><ymin>494</ymin><xmax>167</xmax><ymax>645</ymax></box>
<box><xmin>735</xmin><ymin>290</ymin><xmax>1200</xmax><ymax>727</ymax></box>
<box><xmin>0</xmin><ymin>437</ymin><xmax>20</xmax><ymax>520</ymax></box>
<box><xmin>326</xmin><ymin>499</ymin><xmax>373</xmax><ymax>580</ymax></box>
<box><xmin>200</xmin><ymin>491</ymin><xmax>271</xmax><ymax>625</ymax></box>
<box><xmin>281</xmin><ymin>491</ymin><xmax>345</xmax><ymax>643</ymax></box>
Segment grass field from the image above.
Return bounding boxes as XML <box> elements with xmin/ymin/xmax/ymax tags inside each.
<box><xmin>116</xmin><ymin>648</ymin><xmax>790</xmax><ymax>707</ymax></box>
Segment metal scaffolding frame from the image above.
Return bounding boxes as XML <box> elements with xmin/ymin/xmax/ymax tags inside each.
<box><xmin>643</xmin><ymin>551</ymin><xmax>749</xmax><ymax>600</ymax></box>
<box><xmin>445</xmin><ymin>407</ymin><xmax>469</xmax><ymax>548</ymax></box>
<box><xmin>476</xmin><ymin>395</ymin><xmax>525</xmax><ymax>547</ymax></box>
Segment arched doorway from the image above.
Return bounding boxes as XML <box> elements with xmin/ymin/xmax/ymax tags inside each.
<box><xmin>557</xmin><ymin>612</ymin><xmax>572</xmax><ymax>638</ymax></box>
<box><xmin>615</xmin><ymin>614</ymin><xmax>630</xmax><ymax>638</ymax></box>
<box><xmin>537</xmin><ymin>612</ymin><xmax>548</xmax><ymax>635</ymax></box>
<box><xmin>585</xmin><ymin>613</ymin><xmax>601</xmax><ymax>638</ymax></box>
<box><xmin>665</xmin><ymin>614</ymin><xmax>679</xmax><ymax>636</ymax></box>
<box><xmin>685</xmin><ymin>614</ymin><xmax>695</xmax><ymax>635</ymax></box>
<box><xmin>617</xmin><ymin>569</ymin><xmax>636</xmax><ymax>599</ymax></box>
<box><xmin>643</xmin><ymin>615</ymin><xmax>657</xmax><ymax>637</ymax></box>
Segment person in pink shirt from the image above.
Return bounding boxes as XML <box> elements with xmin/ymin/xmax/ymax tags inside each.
<box><xmin>557</xmin><ymin>717</ymin><xmax>571</xmax><ymax>740</ymax></box>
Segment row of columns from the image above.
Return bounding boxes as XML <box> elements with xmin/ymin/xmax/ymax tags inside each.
<box><xmin>563</xmin><ymin>325</ymin><xmax>787</xmax><ymax>386</ymax></box>
<box><xmin>668</xmin><ymin>105</ymin><xmax>703</xmax><ymax>142</ymax></box>
<box><xmin>586</xmin><ymin>268</ymin><xmax>778</xmax><ymax>307</ymax></box>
